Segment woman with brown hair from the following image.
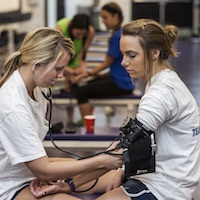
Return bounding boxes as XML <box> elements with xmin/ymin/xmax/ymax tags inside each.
<box><xmin>75</xmin><ymin>2</ymin><xmax>134</xmax><ymax>122</ymax></box>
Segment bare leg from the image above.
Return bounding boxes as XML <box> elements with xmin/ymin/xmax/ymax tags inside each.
<box><xmin>64</xmin><ymin>76</ymin><xmax>75</xmax><ymax>125</ymax></box>
<box><xmin>67</xmin><ymin>106</ymin><xmax>74</xmax><ymax>123</ymax></box>
<box><xmin>14</xmin><ymin>186</ymin><xmax>81</xmax><ymax>200</ymax></box>
<box><xmin>75</xmin><ymin>170</ymin><xmax>124</xmax><ymax>194</ymax></box>
<box><xmin>96</xmin><ymin>187</ymin><xmax>131</xmax><ymax>200</ymax></box>
<box><xmin>79</xmin><ymin>103</ymin><xmax>91</xmax><ymax>124</ymax></box>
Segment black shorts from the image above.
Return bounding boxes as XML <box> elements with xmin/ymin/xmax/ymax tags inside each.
<box><xmin>121</xmin><ymin>178</ymin><xmax>157</xmax><ymax>200</ymax></box>
<box><xmin>75</xmin><ymin>76</ymin><xmax>132</xmax><ymax>104</ymax></box>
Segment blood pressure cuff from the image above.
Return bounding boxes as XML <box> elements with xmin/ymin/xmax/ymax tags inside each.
<box><xmin>118</xmin><ymin>117</ymin><xmax>156</xmax><ymax>178</ymax></box>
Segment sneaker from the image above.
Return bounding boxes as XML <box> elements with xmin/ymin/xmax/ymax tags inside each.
<box><xmin>65</xmin><ymin>122</ymin><xmax>76</xmax><ymax>133</ymax></box>
<box><xmin>52</xmin><ymin>122</ymin><xmax>64</xmax><ymax>133</ymax></box>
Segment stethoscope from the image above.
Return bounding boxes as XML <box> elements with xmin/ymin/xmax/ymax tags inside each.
<box><xmin>31</xmin><ymin>65</ymin><xmax>121</xmax><ymax>192</ymax></box>
<box><xmin>32</xmin><ymin>65</ymin><xmax>53</xmax><ymax>101</ymax></box>
<box><xmin>32</xmin><ymin>65</ymin><xmax>84</xmax><ymax>158</ymax></box>
<box><xmin>32</xmin><ymin>65</ymin><xmax>121</xmax><ymax>157</ymax></box>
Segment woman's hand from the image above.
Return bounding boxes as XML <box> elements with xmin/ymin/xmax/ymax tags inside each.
<box><xmin>106</xmin><ymin>140</ymin><xmax>121</xmax><ymax>152</ymax></box>
<box><xmin>68</xmin><ymin>65</ymin><xmax>88</xmax><ymax>83</ymax></box>
<box><xmin>30</xmin><ymin>179</ymin><xmax>70</xmax><ymax>198</ymax></box>
<box><xmin>98</xmin><ymin>149</ymin><xmax>124</xmax><ymax>171</ymax></box>
<box><xmin>64</xmin><ymin>66</ymin><xmax>74</xmax><ymax>75</ymax></box>
<box><xmin>98</xmin><ymin>140</ymin><xmax>124</xmax><ymax>170</ymax></box>
<box><xmin>74</xmin><ymin>62</ymin><xmax>87</xmax><ymax>75</ymax></box>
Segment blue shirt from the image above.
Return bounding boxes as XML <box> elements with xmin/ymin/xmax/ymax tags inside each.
<box><xmin>107</xmin><ymin>27</ymin><xmax>134</xmax><ymax>91</ymax></box>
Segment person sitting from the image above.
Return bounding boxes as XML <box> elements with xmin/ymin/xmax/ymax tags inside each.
<box><xmin>75</xmin><ymin>2</ymin><xmax>134</xmax><ymax>123</ymax></box>
<box><xmin>96</xmin><ymin>18</ymin><xmax>200</xmax><ymax>200</ymax></box>
<box><xmin>56</xmin><ymin>13</ymin><xmax>95</xmax><ymax>133</ymax></box>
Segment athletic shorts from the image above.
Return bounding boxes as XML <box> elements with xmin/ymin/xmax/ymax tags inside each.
<box><xmin>121</xmin><ymin>178</ymin><xmax>157</xmax><ymax>200</ymax></box>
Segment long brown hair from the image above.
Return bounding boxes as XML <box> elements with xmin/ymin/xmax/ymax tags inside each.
<box><xmin>122</xmin><ymin>18</ymin><xmax>179</xmax><ymax>81</ymax></box>
<box><xmin>101</xmin><ymin>2</ymin><xmax>123</xmax><ymax>31</ymax></box>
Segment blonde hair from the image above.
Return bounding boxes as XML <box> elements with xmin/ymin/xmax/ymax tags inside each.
<box><xmin>0</xmin><ymin>27</ymin><xmax>74</xmax><ymax>87</ymax></box>
<box><xmin>122</xmin><ymin>18</ymin><xmax>179</xmax><ymax>81</ymax></box>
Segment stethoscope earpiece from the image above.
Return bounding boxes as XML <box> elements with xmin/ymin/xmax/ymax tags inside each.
<box><xmin>32</xmin><ymin>65</ymin><xmax>53</xmax><ymax>101</ymax></box>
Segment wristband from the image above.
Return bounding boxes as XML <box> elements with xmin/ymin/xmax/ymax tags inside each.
<box><xmin>65</xmin><ymin>178</ymin><xmax>75</xmax><ymax>192</ymax></box>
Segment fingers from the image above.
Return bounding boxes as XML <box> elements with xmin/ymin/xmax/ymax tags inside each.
<box><xmin>116</xmin><ymin>148</ymin><xmax>123</xmax><ymax>155</ymax></box>
<box><xmin>106</xmin><ymin>140</ymin><xmax>120</xmax><ymax>151</ymax></box>
<box><xmin>107</xmin><ymin>154</ymin><xmax>124</xmax><ymax>170</ymax></box>
<box><xmin>118</xmin><ymin>159</ymin><xmax>124</xmax><ymax>169</ymax></box>
<box><xmin>30</xmin><ymin>179</ymin><xmax>50</xmax><ymax>198</ymax></box>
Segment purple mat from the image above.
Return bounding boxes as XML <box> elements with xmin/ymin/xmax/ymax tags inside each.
<box><xmin>53</xmin><ymin>90</ymin><xmax>142</xmax><ymax>100</ymax></box>
<box><xmin>45</xmin><ymin>127</ymin><xmax>119</xmax><ymax>141</ymax></box>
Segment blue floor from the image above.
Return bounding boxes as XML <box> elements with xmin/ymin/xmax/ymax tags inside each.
<box><xmin>172</xmin><ymin>39</ymin><xmax>200</xmax><ymax>110</ymax></box>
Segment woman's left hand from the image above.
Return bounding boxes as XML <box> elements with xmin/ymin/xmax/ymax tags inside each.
<box><xmin>30</xmin><ymin>179</ymin><xmax>70</xmax><ymax>198</ymax></box>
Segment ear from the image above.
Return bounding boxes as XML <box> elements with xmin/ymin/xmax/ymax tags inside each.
<box><xmin>113</xmin><ymin>13</ymin><xmax>119</xmax><ymax>21</ymax></box>
<box><xmin>151</xmin><ymin>49</ymin><xmax>160</xmax><ymax>61</ymax></box>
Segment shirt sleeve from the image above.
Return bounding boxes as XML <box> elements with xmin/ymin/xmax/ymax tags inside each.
<box><xmin>107</xmin><ymin>33</ymin><xmax>121</xmax><ymax>58</ymax></box>
<box><xmin>1</xmin><ymin>111</ymin><xmax>46</xmax><ymax>165</ymax></box>
<box><xmin>136</xmin><ymin>85</ymin><xmax>178</xmax><ymax>131</ymax></box>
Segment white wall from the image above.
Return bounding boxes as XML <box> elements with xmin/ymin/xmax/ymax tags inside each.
<box><xmin>47</xmin><ymin>0</ymin><xmax>132</xmax><ymax>30</ymax></box>
<box><xmin>21</xmin><ymin>0</ymin><xmax>45</xmax><ymax>31</ymax></box>
<box><xmin>46</xmin><ymin>0</ymin><xmax>57</xmax><ymax>28</ymax></box>
<box><xmin>0</xmin><ymin>0</ymin><xmax>45</xmax><ymax>31</ymax></box>
<box><xmin>98</xmin><ymin>0</ymin><xmax>132</xmax><ymax>30</ymax></box>
<box><xmin>0</xmin><ymin>0</ymin><xmax>132</xmax><ymax>31</ymax></box>
<box><xmin>65</xmin><ymin>0</ymin><xmax>94</xmax><ymax>19</ymax></box>
<box><xmin>0</xmin><ymin>0</ymin><xmax>20</xmax><ymax>12</ymax></box>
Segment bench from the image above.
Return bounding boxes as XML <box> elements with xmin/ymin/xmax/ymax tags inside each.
<box><xmin>44</xmin><ymin>127</ymin><xmax>119</xmax><ymax>149</ymax></box>
<box><xmin>51</xmin><ymin>89</ymin><xmax>142</xmax><ymax>113</ymax></box>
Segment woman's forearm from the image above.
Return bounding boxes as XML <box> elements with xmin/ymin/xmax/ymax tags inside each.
<box><xmin>90</xmin><ymin>55</ymin><xmax>114</xmax><ymax>75</ymax></box>
<box><xmin>26</xmin><ymin>153</ymin><xmax>122</xmax><ymax>182</ymax></box>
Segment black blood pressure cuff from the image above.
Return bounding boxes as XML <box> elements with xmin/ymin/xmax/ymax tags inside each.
<box><xmin>118</xmin><ymin>117</ymin><xmax>156</xmax><ymax>178</ymax></box>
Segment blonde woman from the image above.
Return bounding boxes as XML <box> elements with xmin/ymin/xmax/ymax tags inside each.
<box><xmin>0</xmin><ymin>27</ymin><xmax>122</xmax><ymax>200</ymax></box>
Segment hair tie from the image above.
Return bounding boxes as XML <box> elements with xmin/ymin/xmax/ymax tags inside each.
<box><xmin>137</xmin><ymin>20</ymin><xmax>146</xmax><ymax>29</ymax></box>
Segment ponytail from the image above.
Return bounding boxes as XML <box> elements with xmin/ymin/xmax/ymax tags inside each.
<box><xmin>0</xmin><ymin>51</ymin><xmax>22</xmax><ymax>87</ymax></box>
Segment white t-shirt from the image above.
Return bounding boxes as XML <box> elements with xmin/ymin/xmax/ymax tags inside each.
<box><xmin>131</xmin><ymin>69</ymin><xmax>200</xmax><ymax>200</ymax></box>
<box><xmin>0</xmin><ymin>70</ymin><xmax>48</xmax><ymax>200</ymax></box>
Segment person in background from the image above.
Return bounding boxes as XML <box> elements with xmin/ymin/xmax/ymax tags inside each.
<box><xmin>56</xmin><ymin>13</ymin><xmax>95</xmax><ymax>133</ymax></box>
<box><xmin>0</xmin><ymin>27</ymin><xmax>123</xmax><ymax>200</ymax></box>
<box><xmin>74</xmin><ymin>2</ymin><xmax>134</xmax><ymax>123</ymax></box>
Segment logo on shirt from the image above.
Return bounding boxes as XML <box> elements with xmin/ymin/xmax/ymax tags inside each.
<box><xmin>192</xmin><ymin>126</ymin><xmax>200</xmax><ymax>137</ymax></box>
